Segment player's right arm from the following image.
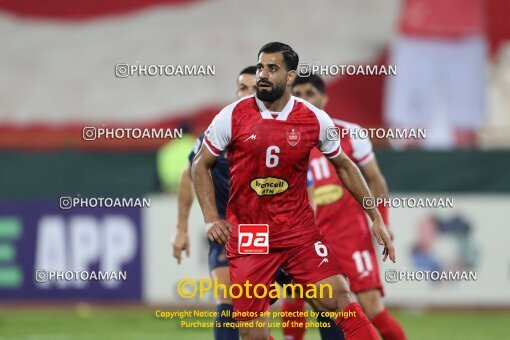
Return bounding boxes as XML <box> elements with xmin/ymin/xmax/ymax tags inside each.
<box><xmin>172</xmin><ymin>137</ymin><xmax>203</xmax><ymax>264</ymax></box>
<box><xmin>328</xmin><ymin>152</ymin><xmax>395</xmax><ymax>262</ymax></box>
<box><xmin>171</xmin><ymin>165</ymin><xmax>193</xmax><ymax>264</ymax></box>
<box><xmin>191</xmin><ymin>104</ymin><xmax>234</xmax><ymax>245</ymax></box>
<box><xmin>192</xmin><ymin>144</ymin><xmax>231</xmax><ymax>244</ymax></box>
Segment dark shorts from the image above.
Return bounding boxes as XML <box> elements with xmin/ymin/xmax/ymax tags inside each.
<box><xmin>208</xmin><ymin>240</ymin><xmax>229</xmax><ymax>272</ymax></box>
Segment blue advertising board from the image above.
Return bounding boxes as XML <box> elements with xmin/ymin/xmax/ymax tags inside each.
<box><xmin>0</xmin><ymin>200</ymin><xmax>142</xmax><ymax>300</ymax></box>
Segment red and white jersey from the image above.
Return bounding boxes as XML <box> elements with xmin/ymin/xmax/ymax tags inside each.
<box><xmin>204</xmin><ymin>94</ymin><xmax>341</xmax><ymax>250</ymax></box>
<box><xmin>309</xmin><ymin>119</ymin><xmax>374</xmax><ymax>229</ymax></box>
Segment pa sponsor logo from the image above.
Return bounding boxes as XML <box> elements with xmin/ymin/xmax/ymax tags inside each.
<box><xmin>238</xmin><ymin>224</ymin><xmax>269</xmax><ymax>254</ymax></box>
<box><xmin>250</xmin><ymin>177</ymin><xmax>289</xmax><ymax>196</ymax></box>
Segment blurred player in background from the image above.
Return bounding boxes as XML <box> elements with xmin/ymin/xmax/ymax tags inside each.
<box><xmin>171</xmin><ymin>65</ymin><xmax>257</xmax><ymax>340</ymax></box>
<box><xmin>236</xmin><ymin>66</ymin><xmax>258</xmax><ymax>98</ymax></box>
<box><xmin>192</xmin><ymin>42</ymin><xmax>394</xmax><ymax>340</ymax></box>
<box><xmin>284</xmin><ymin>75</ymin><xmax>406</xmax><ymax>340</ymax></box>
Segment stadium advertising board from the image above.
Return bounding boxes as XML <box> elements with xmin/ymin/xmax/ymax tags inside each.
<box><xmin>384</xmin><ymin>195</ymin><xmax>510</xmax><ymax>307</ymax></box>
<box><xmin>0</xmin><ymin>201</ymin><xmax>142</xmax><ymax>300</ymax></box>
<box><xmin>145</xmin><ymin>195</ymin><xmax>510</xmax><ymax>307</ymax></box>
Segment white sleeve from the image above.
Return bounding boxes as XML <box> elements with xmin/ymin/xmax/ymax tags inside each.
<box><xmin>191</xmin><ymin>137</ymin><xmax>202</xmax><ymax>155</ymax></box>
<box><xmin>317</xmin><ymin>110</ymin><xmax>342</xmax><ymax>159</ymax></box>
<box><xmin>203</xmin><ymin>103</ymin><xmax>234</xmax><ymax>156</ymax></box>
<box><xmin>350</xmin><ymin>126</ymin><xmax>375</xmax><ymax>166</ymax></box>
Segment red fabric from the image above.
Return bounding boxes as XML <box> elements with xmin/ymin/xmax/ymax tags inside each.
<box><xmin>0</xmin><ymin>0</ymin><xmax>201</xmax><ymax>20</ymax></box>
<box><xmin>309</xmin><ymin>119</ymin><xmax>376</xmax><ymax>225</ymax></box>
<box><xmin>281</xmin><ymin>298</ymin><xmax>306</xmax><ymax>340</ymax></box>
<box><xmin>308</xmin><ymin>133</ymin><xmax>385</xmax><ymax>296</ymax></box>
<box><xmin>309</xmin><ymin>143</ymin><xmax>368</xmax><ymax>228</ymax></box>
<box><xmin>203</xmin><ymin>137</ymin><xmax>222</xmax><ymax>156</ymax></box>
<box><xmin>399</xmin><ymin>0</ymin><xmax>484</xmax><ymax>38</ymax></box>
<box><xmin>228</xmin><ymin>235</ymin><xmax>342</xmax><ymax>320</ymax></box>
<box><xmin>0</xmin><ymin>104</ymin><xmax>222</xmax><ymax>151</ymax></box>
<box><xmin>2</xmin><ymin>0</ymin><xmax>510</xmax><ymax>151</ymax></box>
<box><xmin>371</xmin><ymin>309</ymin><xmax>407</xmax><ymax>340</ymax></box>
<box><xmin>485</xmin><ymin>0</ymin><xmax>510</xmax><ymax>56</ymax></box>
<box><xmin>335</xmin><ymin>302</ymin><xmax>379</xmax><ymax>339</ymax></box>
<box><xmin>222</xmin><ymin>98</ymin><xmax>321</xmax><ymax>249</ymax></box>
<box><xmin>324</xmin><ymin>57</ymin><xmax>386</xmax><ymax>129</ymax></box>
<box><xmin>315</xmin><ymin>209</ymin><xmax>385</xmax><ymax>295</ymax></box>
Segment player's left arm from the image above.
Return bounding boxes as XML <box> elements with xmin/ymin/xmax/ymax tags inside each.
<box><xmin>328</xmin><ymin>153</ymin><xmax>395</xmax><ymax>262</ymax></box>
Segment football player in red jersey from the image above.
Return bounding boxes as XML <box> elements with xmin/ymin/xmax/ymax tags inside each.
<box><xmin>279</xmin><ymin>75</ymin><xmax>406</xmax><ymax>340</ymax></box>
<box><xmin>192</xmin><ymin>42</ymin><xmax>394</xmax><ymax>340</ymax></box>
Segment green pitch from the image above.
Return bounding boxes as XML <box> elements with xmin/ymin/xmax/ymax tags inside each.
<box><xmin>0</xmin><ymin>308</ymin><xmax>508</xmax><ymax>340</ymax></box>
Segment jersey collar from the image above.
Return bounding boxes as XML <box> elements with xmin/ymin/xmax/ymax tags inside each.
<box><xmin>255</xmin><ymin>95</ymin><xmax>295</xmax><ymax>121</ymax></box>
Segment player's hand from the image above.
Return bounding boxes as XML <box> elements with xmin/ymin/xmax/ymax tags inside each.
<box><xmin>372</xmin><ymin>217</ymin><xmax>395</xmax><ymax>263</ymax></box>
<box><xmin>206</xmin><ymin>219</ymin><xmax>232</xmax><ymax>245</ymax></box>
<box><xmin>171</xmin><ymin>228</ymin><xmax>190</xmax><ymax>264</ymax></box>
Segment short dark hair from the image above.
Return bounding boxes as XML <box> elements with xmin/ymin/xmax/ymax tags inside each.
<box><xmin>292</xmin><ymin>74</ymin><xmax>326</xmax><ymax>94</ymax></box>
<box><xmin>258</xmin><ymin>42</ymin><xmax>299</xmax><ymax>71</ymax></box>
<box><xmin>239</xmin><ymin>65</ymin><xmax>257</xmax><ymax>76</ymax></box>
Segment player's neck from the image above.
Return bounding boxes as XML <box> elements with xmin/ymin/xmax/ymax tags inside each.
<box><xmin>262</xmin><ymin>92</ymin><xmax>291</xmax><ymax>113</ymax></box>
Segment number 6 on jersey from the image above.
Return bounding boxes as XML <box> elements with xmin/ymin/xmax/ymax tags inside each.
<box><xmin>266</xmin><ymin>146</ymin><xmax>280</xmax><ymax>168</ymax></box>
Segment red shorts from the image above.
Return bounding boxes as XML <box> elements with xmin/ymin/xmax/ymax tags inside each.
<box><xmin>226</xmin><ymin>235</ymin><xmax>343</xmax><ymax>321</ymax></box>
<box><xmin>320</xmin><ymin>212</ymin><xmax>384</xmax><ymax>296</ymax></box>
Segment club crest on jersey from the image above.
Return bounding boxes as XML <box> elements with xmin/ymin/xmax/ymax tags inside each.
<box><xmin>286</xmin><ymin>129</ymin><xmax>300</xmax><ymax>146</ymax></box>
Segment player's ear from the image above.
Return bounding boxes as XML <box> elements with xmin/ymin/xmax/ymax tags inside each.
<box><xmin>287</xmin><ymin>70</ymin><xmax>297</xmax><ymax>86</ymax></box>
